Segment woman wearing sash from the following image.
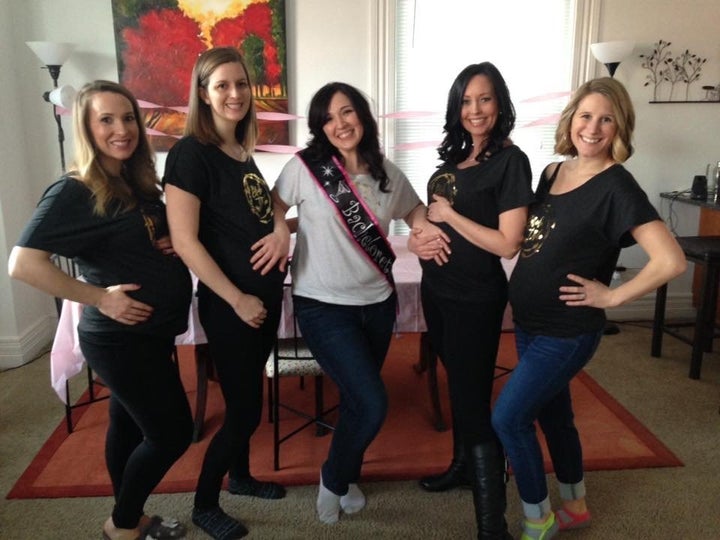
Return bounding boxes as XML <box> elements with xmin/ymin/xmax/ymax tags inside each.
<box><xmin>409</xmin><ymin>62</ymin><xmax>534</xmax><ymax>539</ymax></box>
<box><xmin>164</xmin><ymin>47</ymin><xmax>289</xmax><ymax>539</ymax></box>
<box><xmin>271</xmin><ymin>82</ymin><xmax>448</xmax><ymax>525</ymax></box>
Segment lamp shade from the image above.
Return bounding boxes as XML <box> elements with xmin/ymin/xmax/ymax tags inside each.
<box><xmin>590</xmin><ymin>41</ymin><xmax>635</xmax><ymax>64</ymax></box>
<box><xmin>47</xmin><ymin>85</ymin><xmax>77</xmax><ymax>109</ymax></box>
<box><xmin>26</xmin><ymin>41</ymin><xmax>76</xmax><ymax>66</ymax></box>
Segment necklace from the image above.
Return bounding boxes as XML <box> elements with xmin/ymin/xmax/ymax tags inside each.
<box><xmin>221</xmin><ymin>143</ymin><xmax>247</xmax><ymax>162</ymax></box>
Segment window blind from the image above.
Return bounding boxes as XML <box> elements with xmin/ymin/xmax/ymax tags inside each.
<box><xmin>389</xmin><ymin>0</ymin><xmax>577</xmax><ymax>233</ymax></box>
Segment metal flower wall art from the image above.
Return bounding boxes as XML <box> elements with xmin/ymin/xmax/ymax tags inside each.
<box><xmin>639</xmin><ymin>39</ymin><xmax>709</xmax><ymax>102</ymax></box>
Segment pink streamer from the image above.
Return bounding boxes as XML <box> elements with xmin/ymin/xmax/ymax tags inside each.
<box><xmin>522</xmin><ymin>113</ymin><xmax>561</xmax><ymax>127</ymax></box>
<box><xmin>256</xmin><ymin>144</ymin><xmax>302</xmax><ymax>153</ymax></box>
<box><xmin>520</xmin><ymin>91</ymin><xmax>571</xmax><ymax>103</ymax></box>
<box><xmin>392</xmin><ymin>140</ymin><xmax>441</xmax><ymax>151</ymax></box>
<box><xmin>257</xmin><ymin>111</ymin><xmax>304</xmax><ymax>121</ymax></box>
<box><xmin>380</xmin><ymin>111</ymin><xmax>440</xmax><ymax>119</ymax></box>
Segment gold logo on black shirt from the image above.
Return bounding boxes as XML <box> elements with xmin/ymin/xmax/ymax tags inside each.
<box><xmin>520</xmin><ymin>203</ymin><xmax>556</xmax><ymax>258</ymax></box>
<box><xmin>243</xmin><ymin>173</ymin><xmax>273</xmax><ymax>224</ymax></box>
<box><xmin>428</xmin><ymin>172</ymin><xmax>457</xmax><ymax>205</ymax></box>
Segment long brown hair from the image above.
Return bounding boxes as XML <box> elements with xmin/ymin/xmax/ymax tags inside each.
<box><xmin>70</xmin><ymin>80</ymin><xmax>160</xmax><ymax>216</ymax></box>
<box><xmin>184</xmin><ymin>47</ymin><xmax>258</xmax><ymax>153</ymax></box>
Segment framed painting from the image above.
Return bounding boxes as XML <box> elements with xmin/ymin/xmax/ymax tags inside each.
<box><xmin>111</xmin><ymin>0</ymin><xmax>288</xmax><ymax>152</ymax></box>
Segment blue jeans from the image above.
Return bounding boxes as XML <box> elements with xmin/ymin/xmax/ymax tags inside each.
<box><xmin>491</xmin><ymin>326</ymin><xmax>603</xmax><ymax>517</ymax></box>
<box><xmin>293</xmin><ymin>293</ymin><xmax>396</xmax><ymax>496</ymax></box>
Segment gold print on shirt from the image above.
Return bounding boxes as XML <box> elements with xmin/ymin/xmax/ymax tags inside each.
<box><xmin>520</xmin><ymin>204</ymin><xmax>556</xmax><ymax>258</ymax></box>
<box><xmin>243</xmin><ymin>173</ymin><xmax>273</xmax><ymax>224</ymax></box>
<box><xmin>141</xmin><ymin>208</ymin><xmax>159</xmax><ymax>244</ymax></box>
<box><xmin>428</xmin><ymin>172</ymin><xmax>457</xmax><ymax>205</ymax></box>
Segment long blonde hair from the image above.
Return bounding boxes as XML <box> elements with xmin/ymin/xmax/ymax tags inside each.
<box><xmin>70</xmin><ymin>80</ymin><xmax>160</xmax><ymax>216</ymax></box>
<box><xmin>185</xmin><ymin>47</ymin><xmax>258</xmax><ymax>153</ymax></box>
<box><xmin>554</xmin><ymin>77</ymin><xmax>635</xmax><ymax>163</ymax></box>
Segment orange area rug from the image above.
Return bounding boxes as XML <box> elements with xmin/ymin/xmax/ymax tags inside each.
<box><xmin>7</xmin><ymin>333</ymin><xmax>682</xmax><ymax>499</ymax></box>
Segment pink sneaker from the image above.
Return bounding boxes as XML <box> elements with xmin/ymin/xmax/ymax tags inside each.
<box><xmin>555</xmin><ymin>508</ymin><xmax>591</xmax><ymax>530</ymax></box>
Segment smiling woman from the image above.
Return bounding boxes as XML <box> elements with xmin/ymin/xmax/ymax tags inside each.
<box><xmin>321</xmin><ymin>92</ymin><xmax>365</xmax><ymax>171</ymax></box>
<box><xmin>88</xmin><ymin>92</ymin><xmax>139</xmax><ymax>175</ymax></box>
<box><xmin>270</xmin><ymin>81</ymin><xmax>447</xmax><ymax>526</ymax></box>
<box><xmin>163</xmin><ymin>46</ymin><xmax>290</xmax><ymax>540</ymax></box>
<box><xmin>389</xmin><ymin>0</ymin><xmax>581</xmax><ymax>222</ymax></box>
<box><xmin>8</xmin><ymin>80</ymin><xmax>194</xmax><ymax>540</ymax></box>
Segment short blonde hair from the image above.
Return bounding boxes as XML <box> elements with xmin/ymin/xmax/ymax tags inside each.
<box><xmin>184</xmin><ymin>47</ymin><xmax>258</xmax><ymax>153</ymax></box>
<box><xmin>554</xmin><ymin>77</ymin><xmax>635</xmax><ymax>163</ymax></box>
<box><xmin>71</xmin><ymin>80</ymin><xmax>159</xmax><ymax>216</ymax></box>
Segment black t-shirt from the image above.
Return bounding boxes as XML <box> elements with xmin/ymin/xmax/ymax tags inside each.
<box><xmin>508</xmin><ymin>163</ymin><xmax>661</xmax><ymax>336</ymax></box>
<box><xmin>420</xmin><ymin>145</ymin><xmax>534</xmax><ymax>303</ymax></box>
<box><xmin>17</xmin><ymin>177</ymin><xmax>192</xmax><ymax>337</ymax></box>
<box><xmin>163</xmin><ymin>136</ymin><xmax>285</xmax><ymax>303</ymax></box>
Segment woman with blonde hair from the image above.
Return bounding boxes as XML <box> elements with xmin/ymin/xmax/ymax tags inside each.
<box><xmin>164</xmin><ymin>47</ymin><xmax>288</xmax><ymax>539</ymax></box>
<box><xmin>492</xmin><ymin>77</ymin><xmax>686</xmax><ymax>539</ymax></box>
<box><xmin>9</xmin><ymin>80</ymin><xmax>193</xmax><ymax>540</ymax></box>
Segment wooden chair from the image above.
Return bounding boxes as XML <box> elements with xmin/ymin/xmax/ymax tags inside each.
<box><xmin>265</xmin><ymin>294</ymin><xmax>336</xmax><ymax>471</ymax></box>
<box><xmin>415</xmin><ymin>330</ymin><xmax>514</xmax><ymax>432</ymax></box>
<box><xmin>191</xmin><ymin>298</ymin><xmax>338</xmax><ymax>466</ymax></box>
<box><xmin>651</xmin><ymin>236</ymin><xmax>720</xmax><ymax>379</ymax></box>
<box><xmin>191</xmin><ymin>343</ymin><xmax>214</xmax><ymax>442</ymax></box>
<box><xmin>52</xmin><ymin>255</ymin><xmax>109</xmax><ymax>433</ymax></box>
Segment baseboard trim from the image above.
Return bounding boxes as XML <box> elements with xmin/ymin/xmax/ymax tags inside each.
<box><xmin>0</xmin><ymin>315</ymin><xmax>56</xmax><ymax>370</ymax></box>
<box><xmin>0</xmin><ymin>292</ymin><xmax>697</xmax><ymax>370</ymax></box>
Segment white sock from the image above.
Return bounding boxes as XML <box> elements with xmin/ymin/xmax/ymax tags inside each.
<box><xmin>316</xmin><ymin>474</ymin><xmax>340</xmax><ymax>524</ymax></box>
<box><xmin>340</xmin><ymin>483</ymin><xmax>366</xmax><ymax>514</ymax></box>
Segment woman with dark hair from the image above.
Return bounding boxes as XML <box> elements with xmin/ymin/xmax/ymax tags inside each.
<box><xmin>493</xmin><ymin>77</ymin><xmax>685</xmax><ymax>540</ymax></box>
<box><xmin>272</xmin><ymin>82</ymin><xmax>448</xmax><ymax>525</ymax></box>
<box><xmin>9</xmin><ymin>80</ymin><xmax>192</xmax><ymax>540</ymax></box>
<box><xmin>409</xmin><ymin>62</ymin><xmax>533</xmax><ymax>539</ymax></box>
<box><xmin>164</xmin><ymin>47</ymin><xmax>289</xmax><ymax>539</ymax></box>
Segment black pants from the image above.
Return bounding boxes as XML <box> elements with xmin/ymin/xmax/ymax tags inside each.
<box><xmin>421</xmin><ymin>285</ymin><xmax>506</xmax><ymax>447</ymax></box>
<box><xmin>79</xmin><ymin>330</ymin><xmax>193</xmax><ymax>529</ymax></box>
<box><xmin>193</xmin><ymin>288</ymin><xmax>282</xmax><ymax>509</ymax></box>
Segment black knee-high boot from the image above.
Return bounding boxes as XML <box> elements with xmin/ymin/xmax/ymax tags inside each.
<box><xmin>419</xmin><ymin>422</ymin><xmax>472</xmax><ymax>492</ymax></box>
<box><xmin>467</xmin><ymin>441</ymin><xmax>512</xmax><ymax>540</ymax></box>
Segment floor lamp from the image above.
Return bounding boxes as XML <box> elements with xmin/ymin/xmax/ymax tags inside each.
<box><xmin>590</xmin><ymin>40</ymin><xmax>635</xmax><ymax>335</ymax></box>
<box><xmin>590</xmin><ymin>40</ymin><xmax>635</xmax><ymax>78</ymax></box>
<box><xmin>26</xmin><ymin>42</ymin><xmax>95</xmax><ymax>431</ymax></box>
<box><xmin>26</xmin><ymin>41</ymin><xmax>77</xmax><ymax>172</ymax></box>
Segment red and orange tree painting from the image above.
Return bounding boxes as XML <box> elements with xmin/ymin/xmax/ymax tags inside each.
<box><xmin>111</xmin><ymin>0</ymin><xmax>287</xmax><ymax>151</ymax></box>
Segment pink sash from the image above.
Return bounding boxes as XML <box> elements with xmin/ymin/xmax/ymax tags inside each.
<box><xmin>298</xmin><ymin>149</ymin><xmax>396</xmax><ymax>289</ymax></box>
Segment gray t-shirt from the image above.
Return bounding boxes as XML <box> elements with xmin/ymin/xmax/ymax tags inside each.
<box><xmin>275</xmin><ymin>156</ymin><xmax>421</xmax><ymax>305</ymax></box>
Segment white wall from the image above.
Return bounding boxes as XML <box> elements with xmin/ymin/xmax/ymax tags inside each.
<box><xmin>597</xmin><ymin>0</ymin><xmax>720</xmax><ymax>243</ymax></box>
<box><xmin>0</xmin><ymin>0</ymin><xmax>376</xmax><ymax>368</ymax></box>
<box><xmin>589</xmin><ymin>0</ymin><xmax>720</xmax><ymax>321</ymax></box>
<box><xmin>2</xmin><ymin>0</ymin><xmax>718</xmax><ymax>367</ymax></box>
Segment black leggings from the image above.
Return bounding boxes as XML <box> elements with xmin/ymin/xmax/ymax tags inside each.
<box><xmin>78</xmin><ymin>330</ymin><xmax>193</xmax><ymax>529</ymax></box>
<box><xmin>193</xmin><ymin>289</ymin><xmax>282</xmax><ymax>509</ymax></box>
<box><xmin>421</xmin><ymin>285</ymin><xmax>506</xmax><ymax>447</ymax></box>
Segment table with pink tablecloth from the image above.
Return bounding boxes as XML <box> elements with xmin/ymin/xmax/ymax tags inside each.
<box><xmin>50</xmin><ymin>235</ymin><xmax>431</xmax><ymax>402</ymax></box>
